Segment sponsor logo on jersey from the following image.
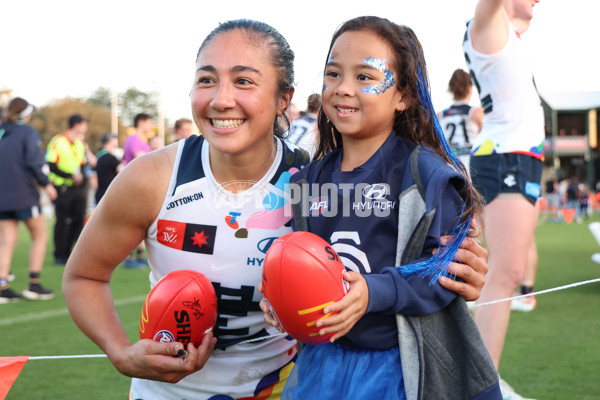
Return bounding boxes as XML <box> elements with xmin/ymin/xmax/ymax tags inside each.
<box><xmin>353</xmin><ymin>183</ymin><xmax>396</xmax><ymax>214</ymax></box>
<box><xmin>157</xmin><ymin>219</ymin><xmax>217</xmax><ymax>254</ymax></box>
<box><xmin>362</xmin><ymin>184</ymin><xmax>389</xmax><ymax>200</ymax></box>
<box><xmin>165</xmin><ymin>192</ymin><xmax>204</xmax><ymax>210</ymax></box>
<box><xmin>309</xmin><ymin>197</ymin><xmax>329</xmax><ymax>215</ymax></box>
<box><xmin>503</xmin><ymin>173</ymin><xmax>517</xmax><ymax>187</ymax></box>
<box><xmin>257</xmin><ymin>237</ymin><xmax>278</xmax><ymax>254</ymax></box>
<box><xmin>225</xmin><ymin>212</ymin><xmax>241</xmax><ymax>229</ymax></box>
<box><xmin>153</xmin><ymin>330</ymin><xmax>175</xmax><ymax>342</ymax></box>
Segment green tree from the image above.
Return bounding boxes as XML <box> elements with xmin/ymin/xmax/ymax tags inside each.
<box><xmin>30</xmin><ymin>97</ymin><xmax>124</xmax><ymax>153</ymax></box>
<box><xmin>119</xmin><ymin>86</ymin><xmax>160</xmax><ymax>127</ymax></box>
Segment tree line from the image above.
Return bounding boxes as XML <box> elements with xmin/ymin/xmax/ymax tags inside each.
<box><xmin>29</xmin><ymin>86</ymin><xmax>161</xmax><ymax>153</ymax></box>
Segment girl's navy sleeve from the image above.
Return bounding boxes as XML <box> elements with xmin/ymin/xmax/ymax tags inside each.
<box><xmin>364</xmin><ymin>179</ymin><xmax>464</xmax><ymax>316</ymax></box>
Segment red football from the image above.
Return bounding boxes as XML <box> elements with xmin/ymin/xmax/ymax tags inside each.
<box><xmin>139</xmin><ymin>270</ymin><xmax>217</xmax><ymax>347</ymax></box>
<box><xmin>262</xmin><ymin>231</ymin><xmax>349</xmax><ymax>345</ymax></box>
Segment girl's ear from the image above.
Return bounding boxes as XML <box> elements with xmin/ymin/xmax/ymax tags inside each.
<box><xmin>278</xmin><ymin>87</ymin><xmax>295</xmax><ymax>115</ymax></box>
<box><xmin>395</xmin><ymin>88</ymin><xmax>409</xmax><ymax>112</ymax></box>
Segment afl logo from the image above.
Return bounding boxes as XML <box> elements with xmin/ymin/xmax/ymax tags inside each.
<box><xmin>154</xmin><ymin>330</ymin><xmax>175</xmax><ymax>343</ymax></box>
<box><xmin>257</xmin><ymin>237</ymin><xmax>278</xmax><ymax>254</ymax></box>
<box><xmin>362</xmin><ymin>184</ymin><xmax>389</xmax><ymax>200</ymax></box>
<box><xmin>309</xmin><ymin>197</ymin><xmax>329</xmax><ymax>215</ymax></box>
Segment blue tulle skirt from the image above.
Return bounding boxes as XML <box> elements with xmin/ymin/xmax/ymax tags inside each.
<box><xmin>282</xmin><ymin>342</ymin><xmax>406</xmax><ymax>400</ymax></box>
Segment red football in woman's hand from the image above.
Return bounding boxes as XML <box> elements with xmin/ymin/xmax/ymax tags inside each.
<box><xmin>139</xmin><ymin>270</ymin><xmax>217</xmax><ymax>346</ymax></box>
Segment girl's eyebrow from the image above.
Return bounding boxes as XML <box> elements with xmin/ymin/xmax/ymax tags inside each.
<box><xmin>196</xmin><ymin>65</ymin><xmax>261</xmax><ymax>75</ymax></box>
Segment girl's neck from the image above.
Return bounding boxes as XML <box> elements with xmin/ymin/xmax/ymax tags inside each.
<box><xmin>210</xmin><ymin>138</ymin><xmax>278</xmax><ymax>193</ymax></box>
<box><xmin>340</xmin><ymin>132</ymin><xmax>390</xmax><ymax>172</ymax></box>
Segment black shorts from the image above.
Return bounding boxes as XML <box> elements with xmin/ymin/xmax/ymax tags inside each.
<box><xmin>0</xmin><ymin>205</ymin><xmax>42</xmax><ymax>221</ymax></box>
<box><xmin>469</xmin><ymin>153</ymin><xmax>542</xmax><ymax>205</ymax></box>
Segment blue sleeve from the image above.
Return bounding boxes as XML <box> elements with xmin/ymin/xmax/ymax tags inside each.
<box><xmin>24</xmin><ymin>129</ymin><xmax>50</xmax><ymax>186</ymax></box>
<box><xmin>364</xmin><ymin>180</ymin><xmax>463</xmax><ymax>316</ymax></box>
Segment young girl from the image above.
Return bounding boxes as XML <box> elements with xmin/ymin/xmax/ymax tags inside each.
<box><xmin>270</xmin><ymin>16</ymin><xmax>501</xmax><ymax>400</ymax></box>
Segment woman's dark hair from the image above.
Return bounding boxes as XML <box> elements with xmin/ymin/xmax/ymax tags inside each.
<box><xmin>315</xmin><ymin>16</ymin><xmax>482</xmax><ymax>250</ymax></box>
<box><xmin>448</xmin><ymin>68</ymin><xmax>473</xmax><ymax>100</ymax></box>
<box><xmin>6</xmin><ymin>97</ymin><xmax>29</xmax><ymax>123</ymax></box>
<box><xmin>196</xmin><ymin>19</ymin><xmax>295</xmax><ymax>138</ymax></box>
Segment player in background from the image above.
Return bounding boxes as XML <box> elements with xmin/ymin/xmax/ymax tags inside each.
<box><xmin>63</xmin><ymin>19</ymin><xmax>490</xmax><ymax>400</ymax></box>
<box><xmin>438</xmin><ymin>68</ymin><xmax>484</xmax><ymax>176</ymax></box>
<box><xmin>464</xmin><ymin>1</ymin><xmax>543</xmax><ymax>399</ymax></box>
<box><xmin>264</xmin><ymin>16</ymin><xmax>500</xmax><ymax>400</ymax></box>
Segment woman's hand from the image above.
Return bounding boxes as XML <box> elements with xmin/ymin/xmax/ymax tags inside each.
<box><xmin>438</xmin><ymin>235</ymin><xmax>488</xmax><ymax>301</ymax></box>
<box><xmin>111</xmin><ymin>333</ymin><xmax>216</xmax><ymax>383</ymax></box>
<box><xmin>315</xmin><ymin>271</ymin><xmax>368</xmax><ymax>343</ymax></box>
<box><xmin>258</xmin><ymin>282</ymin><xmax>284</xmax><ymax>332</ymax></box>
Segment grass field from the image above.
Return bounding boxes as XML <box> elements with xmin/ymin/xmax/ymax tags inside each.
<box><xmin>2</xmin><ymin>215</ymin><xmax>600</xmax><ymax>399</ymax></box>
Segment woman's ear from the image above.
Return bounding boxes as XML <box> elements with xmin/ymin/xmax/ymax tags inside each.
<box><xmin>278</xmin><ymin>87</ymin><xmax>295</xmax><ymax>115</ymax></box>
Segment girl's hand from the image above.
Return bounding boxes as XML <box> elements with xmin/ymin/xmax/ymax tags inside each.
<box><xmin>438</xmin><ymin>235</ymin><xmax>488</xmax><ymax>301</ymax></box>
<box><xmin>112</xmin><ymin>333</ymin><xmax>216</xmax><ymax>383</ymax></box>
<box><xmin>315</xmin><ymin>271</ymin><xmax>368</xmax><ymax>343</ymax></box>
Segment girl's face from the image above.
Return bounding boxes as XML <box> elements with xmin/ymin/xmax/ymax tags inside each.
<box><xmin>191</xmin><ymin>30</ymin><xmax>291</xmax><ymax>156</ymax></box>
<box><xmin>322</xmin><ymin>30</ymin><xmax>406</xmax><ymax>141</ymax></box>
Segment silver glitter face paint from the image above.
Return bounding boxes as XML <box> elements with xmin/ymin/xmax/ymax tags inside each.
<box><xmin>361</xmin><ymin>57</ymin><xmax>396</xmax><ymax>95</ymax></box>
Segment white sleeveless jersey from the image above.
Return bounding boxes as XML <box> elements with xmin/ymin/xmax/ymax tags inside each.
<box><xmin>130</xmin><ymin>136</ymin><xmax>310</xmax><ymax>400</ymax></box>
<box><xmin>463</xmin><ymin>19</ymin><xmax>544</xmax><ymax>159</ymax></box>
<box><xmin>439</xmin><ymin>102</ymin><xmax>479</xmax><ymax>153</ymax></box>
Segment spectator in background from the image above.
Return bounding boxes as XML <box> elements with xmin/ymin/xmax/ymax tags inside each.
<box><xmin>287</xmin><ymin>93</ymin><xmax>321</xmax><ymax>157</ymax></box>
<box><xmin>149</xmin><ymin>135</ymin><xmax>163</xmax><ymax>151</ymax></box>
<box><xmin>123</xmin><ymin>113</ymin><xmax>153</xmax><ymax>165</ymax></box>
<box><xmin>579</xmin><ymin>183</ymin><xmax>590</xmax><ymax>221</ymax></box>
<box><xmin>543</xmin><ymin>173</ymin><xmax>560</xmax><ymax>221</ymax></box>
<box><xmin>438</xmin><ymin>68</ymin><xmax>484</xmax><ymax>176</ymax></box>
<box><xmin>566</xmin><ymin>177</ymin><xmax>580</xmax><ymax>217</ymax></box>
<box><xmin>0</xmin><ymin>97</ymin><xmax>57</xmax><ymax>302</ymax></box>
<box><xmin>46</xmin><ymin>114</ymin><xmax>94</xmax><ymax>265</ymax></box>
<box><xmin>173</xmin><ymin>118</ymin><xmax>193</xmax><ymax>141</ymax></box>
<box><xmin>122</xmin><ymin>113</ymin><xmax>154</xmax><ymax>267</ymax></box>
<box><xmin>95</xmin><ymin>133</ymin><xmax>123</xmax><ymax>205</ymax></box>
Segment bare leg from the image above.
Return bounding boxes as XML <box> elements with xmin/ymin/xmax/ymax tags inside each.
<box><xmin>473</xmin><ymin>196</ymin><xmax>539</xmax><ymax>369</ymax></box>
<box><xmin>23</xmin><ymin>214</ymin><xmax>49</xmax><ymax>279</ymax></box>
<box><xmin>0</xmin><ymin>220</ymin><xmax>19</xmax><ymax>285</ymax></box>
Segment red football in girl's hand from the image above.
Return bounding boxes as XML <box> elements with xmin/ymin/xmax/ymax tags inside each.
<box><xmin>262</xmin><ymin>231</ymin><xmax>349</xmax><ymax>345</ymax></box>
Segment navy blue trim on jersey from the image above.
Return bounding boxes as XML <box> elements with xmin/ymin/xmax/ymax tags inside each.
<box><xmin>173</xmin><ymin>136</ymin><xmax>207</xmax><ymax>196</ymax></box>
<box><xmin>291</xmin><ymin>131</ymin><xmax>464</xmax><ymax>350</ymax></box>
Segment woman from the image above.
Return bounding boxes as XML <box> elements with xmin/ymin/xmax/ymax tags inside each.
<box><xmin>63</xmin><ymin>19</ymin><xmax>489</xmax><ymax>399</ymax></box>
<box><xmin>0</xmin><ymin>97</ymin><xmax>57</xmax><ymax>303</ymax></box>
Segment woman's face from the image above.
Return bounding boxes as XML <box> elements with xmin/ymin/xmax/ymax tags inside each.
<box><xmin>191</xmin><ymin>29</ymin><xmax>290</xmax><ymax>157</ymax></box>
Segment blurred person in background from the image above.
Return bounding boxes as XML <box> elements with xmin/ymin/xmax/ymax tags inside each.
<box><xmin>95</xmin><ymin>133</ymin><xmax>123</xmax><ymax>205</ymax></box>
<box><xmin>46</xmin><ymin>113</ymin><xmax>95</xmax><ymax>265</ymax></box>
<box><xmin>173</xmin><ymin>117</ymin><xmax>194</xmax><ymax>142</ymax></box>
<box><xmin>438</xmin><ymin>68</ymin><xmax>484</xmax><ymax>176</ymax></box>
<box><xmin>0</xmin><ymin>97</ymin><xmax>57</xmax><ymax>303</ymax></box>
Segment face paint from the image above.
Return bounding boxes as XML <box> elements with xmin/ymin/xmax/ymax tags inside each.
<box><xmin>361</xmin><ymin>57</ymin><xmax>396</xmax><ymax>95</ymax></box>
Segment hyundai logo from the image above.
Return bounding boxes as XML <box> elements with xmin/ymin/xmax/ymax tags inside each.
<box><xmin>362</xmin><ymin>184</ymin><xmax>389</xmax><ymax>200</ymax></box>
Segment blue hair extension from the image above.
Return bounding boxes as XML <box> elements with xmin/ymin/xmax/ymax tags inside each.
<box><xmin>398</xmin><ymin>42</ymin><xmax>474</xmax><ymax>285</ymax></box>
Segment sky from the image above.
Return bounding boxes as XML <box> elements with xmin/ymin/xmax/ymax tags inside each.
<box><xmin>2</xmin><ymin>0</ymin><xmax>599</xmax><ymax>125</ymax></box>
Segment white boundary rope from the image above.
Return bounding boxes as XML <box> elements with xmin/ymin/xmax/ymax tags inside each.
<box><xmin>16</xmin><ymin>277</ymin><xmax>600</xmax><ymax>361</ymax></box>
<box><xmin>469</xmin><ymin>277</ymin><xmax>600</xmax><ymax>308</ymax></box>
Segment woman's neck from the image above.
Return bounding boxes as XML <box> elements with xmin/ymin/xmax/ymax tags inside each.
<box><xmin>209</xmin><ymin>138</ymin><xmax>278</xmax><ymax>193</ymax></box>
